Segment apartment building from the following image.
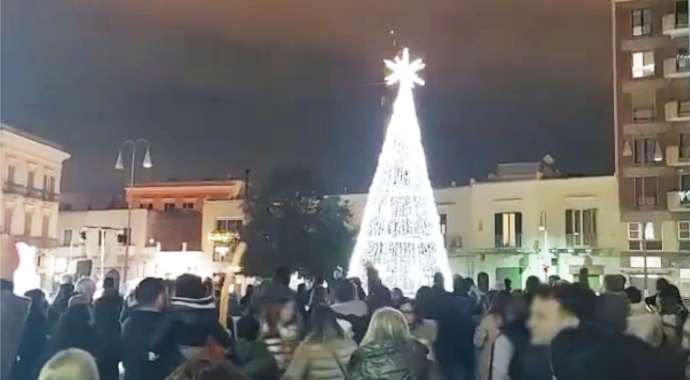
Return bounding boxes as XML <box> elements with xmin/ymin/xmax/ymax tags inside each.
<box><xmin>342</xmin><ymin>165</ymin><xmax>625</xmax><ymax>290</ymax></box>
<box><xmin>612</xmin><ymin>0</ymin><xmax>690</xmax><ymax>289</ymax></box>
<box><xmin>125</xmin><ymin>180</ymin><xmax>245</xmax><ymax>212</ymax></box>
<box><xmin>0</xmin><ymin>124</ymin><xmax>70</xmax><ymax>249</ymax></box>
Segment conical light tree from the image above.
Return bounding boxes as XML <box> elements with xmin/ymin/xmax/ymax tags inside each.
<box><xmin>348</xmin><ymin>48</ymin><xmax>452</xmax><ymax>295</ymax></box>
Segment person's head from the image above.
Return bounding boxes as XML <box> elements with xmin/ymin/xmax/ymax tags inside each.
<box><xmin>274</xmin><ymin>266</ymin><xmax>291</xmax><ymax>286</ymax></box>
<box><xmin>548</xmin><ymin>275</ymin><xmax>561</xmax><ymax>286</ymax></box>
<box><xmin>477</xmin><ymin>272</ymin><xmax>490</xmax><ymax>293</ymax></box>
<box><xmin>242</xmin><ymin>284</ymin><xmax>253</xmax><ymax>297</ymax></box>
<box><xmin>296</xmin><ymin>283</ymin><xmax>306</xmax><ymax>294</ymax></box>
<box><xmin>306</xmin><ymin>304</ymin><xmax>344</xmax><ymax>343</ymax></box>
<box><xmin>433</xmin><ymin>272</ymin><xmax>444</xmax><ymax>288</ymax></box>
<box><xmin>314</xmin><ymin>275</ymin><xmax>325</xmax><ymax>286</ymax></box>
<box><xmin>103</xmin><ymin>277</ymin><xmax>115</xmax><ymax>290</ymax></box>
<box><xmin>603</xmin><ymin>274</ymin><xmax>625</xmax><ymax>293</ymax></box>
<box><xmin>527</xmin><ymin>284</ymin><xmax>596</xmax><ymax>345</ymax></box>
<box><xmin>334</xmin><ymin>280</ymin><xmax>356</xmax><ymax>303</ymax></box>
<box><xmin>391</xmin><ymin>287</ymin><xmax>404</xmax><ymax>302</ymax></box>
<box><xmin>0</xmin><ymin>234</ymin><xmax>19</xmax><ymax>281</ymax></box>
<box><xmin>25</xmin><ymin>288</ymin><xmax>46</xmax><ymax>313</ymax></box>
<box><xmin>656</xmin><ymin>277</ymin><xmax>670</xmax><ymax>292</ymax></box>
<box><xmin>175</xmin><ymin>273</ymin><xmax>206</xmax><ymax>299</ymax></box>
<box><xmin>504</xmin><ymin>278</ymin><xmax>512</xmax><ymax>290</ymax></box>
<box><xmin>135</xmin><ymin>277</ymin><xmax>166</xmax><ymax>310</ymax></box>
<box><xmin>75</xmin><ymin>277</ymin><xmax>96</xmax><ymax>303</ymax></box>
<box><xmin>166</xmin><ymin>359</ymin><xmax>248</xmax><ymax>380</ymax></box>
<box><xmin>236</xmin><ymin>316</ymin><xmax>261</xmax><ymax>341</ymax></box>
<box><xmin>38</xmin><ymin>348</ymin><xmax>99</xmax><ymax>380</ymax></box>
<box><xmin>659</xmin><ymin>283</ymin><xmax>683</xmax><ymax>315</ymax></box>
<box><xmin>525</xmin><ymin>276</ymin><xmax>541</xmax><ymax>293</ymax></box>
<box><xmin>593</xmin><ymin>293</ymin><xmax>629</xmax><ymax>333</ymax></box>
<box><xmin>549</xmin><ymin>328</ymin><xmax>606</xmax><ymax>380</ymax></box>
<box><xmin>502</xmin><ymin>295</ymin><xmax>528</xmax><ymax>329</ymax></box>
<box><xmin>488</xmin><ymin>290</ymin><xmax>511</xmax><ymax>316</ymax></box>
<box><xmin>624</xmin><ymin>286</ymin><xmax>642</xmax><ymax>305</ymax></box>
<box><xmin>415</xmin><ymin>286</ymin><xmax>432</xmax><ymax>303</ymax></box>
<box><xmin>361</xmin><ymin>307</ymin><xmax>411</xmax><ymax>346</ymax></box>
<box><xmin>399</xmin><ymin>299</ymin><xmax>420</xmax><ymax>327</ymax></box>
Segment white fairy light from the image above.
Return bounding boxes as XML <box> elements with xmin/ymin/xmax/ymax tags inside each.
<box><xmin>348</xmin><ymin>48</ymin><xmax>452</xmax><ymax>296</ymax></box>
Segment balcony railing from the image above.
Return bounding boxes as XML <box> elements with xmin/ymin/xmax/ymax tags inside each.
<box><xmin>666</xmin><ymin>101</ymin><xmax>690</xmax><ymax>122</ymax></box>
<box><xmin>663</xmin><ymin>13</ymin><xmax>689</xmax><ymax>38</ymax></box>
<box><xmin>664</xmin><ymin>56</ymin><xmax>690</xmax><ymax>78</ymax></box>
<box><xmin>42</xmin><ymin>191</ymin><xmax>59</xmax><ymax>202</ymax></box>
<box><xmin>2</xmin><ymin>182</ymin><xmax>26</xmax><ymax>196</ymax></box>
<box><xmin>26</xmin><ymin>187</ymin><xmax>43</xmax><ymax>199</ymax></box>
<box><xmin>632</xmin><ymin>108</ymin><xmax>655</xmax><ymax>122</ymax></box>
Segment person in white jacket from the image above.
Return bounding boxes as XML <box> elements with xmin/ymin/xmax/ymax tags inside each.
<box><xmin>624</xmin><ymin>286</ymin><xmax>663</xmax><ymax>347</ymax></box>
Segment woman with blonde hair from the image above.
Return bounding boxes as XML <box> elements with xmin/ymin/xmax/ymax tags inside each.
<box><xmin>348</xmin><ymin>307</ymin><xmax>434</xmax><ymax>379</ymax></box>
<box><xmin>38</xmin><ymin>348</ymin><xmax>99</xmax><ymax>380</ymax></box>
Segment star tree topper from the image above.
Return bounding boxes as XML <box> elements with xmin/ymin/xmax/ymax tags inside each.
<box><xmin>384</xmin><ymin>48</ymin><xmax>426</xmax><ymax>88</ymax></box>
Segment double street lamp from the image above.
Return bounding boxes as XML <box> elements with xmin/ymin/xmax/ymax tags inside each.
<box><xmin>115</xmin><ymin>139</ymin><xmax>152</xmax><ymax>287</ymax></box>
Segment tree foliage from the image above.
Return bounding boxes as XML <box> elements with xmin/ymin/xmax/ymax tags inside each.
<box><xmin>242</xmin><ymin>167</ymin><xmax>354</xmax><ymax>277</ymax></box>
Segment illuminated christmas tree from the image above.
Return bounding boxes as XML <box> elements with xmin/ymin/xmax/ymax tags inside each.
<box><xmin>348</xmin><ymin>48</ymin><xmax>452</xmax><ymax>295</ymax></box>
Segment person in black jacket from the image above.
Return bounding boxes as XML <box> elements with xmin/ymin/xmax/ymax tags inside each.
<box><xmin>94</xmin><ymin>277</ymin><xmax>124</xmax><ymax>380</ymax></box>
<box><xmin>122</xmin><ymin>277</ymin><xmax>181</xmax><ymax>380</ymax></box>
<box><xmin>13</xmin><ymin>289</ymin><xmax>49</xmax><ymax>380</ymax></box>
<box><xmin>151</xmin><ymin>274</ymin><xmax>231</xmax><ymax>360</ymax></box>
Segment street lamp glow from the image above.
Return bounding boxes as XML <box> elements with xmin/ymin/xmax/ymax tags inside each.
<box><xmin>114</xmin><ymin>149</ymin><xmax>124</xmax><ymax>170</ymax></box>
<box><xmin>142</xmin><ymin>147</ymin><xmax>153</xmax><ymax>169</ymax></box>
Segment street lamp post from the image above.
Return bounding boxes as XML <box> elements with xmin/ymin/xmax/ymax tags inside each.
<box><xmin>115</xmin><ymin>139</ymin><xmax>152</xmax><ymax>288</ymax></box>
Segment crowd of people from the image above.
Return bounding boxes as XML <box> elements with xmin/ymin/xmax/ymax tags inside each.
<box><xmin>3</xmin><ymin>234</ymin><xmax>690</xmax><ymax>380</ymax></box>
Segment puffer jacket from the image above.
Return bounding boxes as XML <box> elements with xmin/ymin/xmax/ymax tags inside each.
<box><xmin>347</xmin><ymin>338</ymin><xmax>435</xmax><ymax>380</ymax></box>
<box><xmin>151</xmin><ymin>296</ymin><xmax>231</xmax><ymax>353</ymax></box>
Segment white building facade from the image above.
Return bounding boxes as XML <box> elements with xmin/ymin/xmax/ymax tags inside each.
<box><xmin>342</xmin><ymin>175</ymin><xmax>628</xmax><ymax>291</ymax></box>
<box><xmin>1</xmin><ymin>125</ymin><xmax>70</xmax><ymax>290</ymax></box>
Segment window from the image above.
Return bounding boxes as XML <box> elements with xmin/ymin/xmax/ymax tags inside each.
<box><xmin>164</xmin><ymin>203</ymin><xmax>175</xmax><ymax>211</ymax></box>
<box><xmin>27</xmin><ymin>171</ymin><xmax>35</xmax><ymax>189</ymax></box>
<box><xmin>634</xmin><ymin>177</ymin><xmax>658</xmax><ymax>206</ymax></box>
<box><xmin>632</xmin><ymin>9</ymin><xmax>653</xmax><ymax>36</ymax></box>
<box><xmin>41</xmin><ymin>215</ymin><xmax>50</xmax><ymax>238</ymax></box>
<box><xmin>494</xmin><ymin>212</ymin><xmax>522</xmax><ymax>248</ymax></box>
<box><xmin>679</xmin><ymin>222</ymin><xmax>690</xmax><ymax>251</ymax></box>
<box><xmin>630</xmin><ymin>256</ymin><xmax>662</xmax><ymax>268</ymax></box>
<box><xmin>682</xmin><ymin>175</ymin><xmax>690</xmax><ymax>191</ymax></box>
<box><xmin>633</xmin><ymin>107</ymin><xmax>655</xmax><ymax>121</ymax></box>
<box><xmin>182</xmin><ymin>202</ymin><xmax>195</xmax><ymax>210</ymax></box>
<box><xmin>634</xmin><ymin>138</ymin><xmax>659</xmax><ymax>163</ymax></box>
<box><xmin>681</xmin><ymin>133</ymin><xmax>690</xmax><ymax>159</ymax></box>
<box><xmin>139</xmin><ymin>203</ymin><xmax>153</xmax><ymax>210</ymax></box>
<box><xmin>678</xmin><ymin>48</ymin><xmax>689</xmax><ymax>72</ymax></box>
<box><xmin>632</xmin><ymin>51</ymin><xmax>655</xmax><ymax>78</ymax></box>
<box><xmin>6</xmin><ymin>165</ymin><xmax>15</xmax><ymax>183</ymax></box>
<box><xmin>679</xmin><ymin>100</ymin><xmax>690</xmax><ymax>117</ymax></box>
<box><xmin>3</xmin><ymin>208</ymin><xmax>13</xmax><ymax>234</ymax></box>
<box><xmin>45</xmin><ymin>175</ymin><xmax>55</xmax><ymax>193</ymax></box>
<box><xmin>216</xmin><ymin>218</ymin><xmax>242</xmax><ymax>232</ymax></box>
<box><xmin>24</xmin><ymin>211</ymin><xmax>33</xmax><ymax>236</ymax></box>
<box><xmin>628</xmin><ymin>222</ymin><xmax>663</xmax><ymax>250</ymax></box>
<box><xmin>566</xmin><ymin>209</ymin><xmax>598</xmax><ymax>247</ymax></box>
<box><xmin>677</xmin><ymin>0</ymin><xmax>688</xmax><ymax>27</ymax></box>
<box><xmin>63</xmin><ymin>229</ymin><xmax>73</xmax><ymax>246</ymax></box>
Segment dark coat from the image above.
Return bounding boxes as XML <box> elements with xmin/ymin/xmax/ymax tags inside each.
<box><xmin>13</xmin><ymin>303</ymin><xmax>48</xmax><ymax>380</ymax></box>
<box><xmin>234</xmin><ymin>338</ymin><xmax>279</xmax><ymax>380</ymax></box>
<box><xmin>347</xmin><ymin>338</ymin><xmax>434</xmax><ymax>380</ymax></box>
<box><xmin>122</xmin><ymin>309</ymin><xmax>182</xmax><ymax>380</ymax></box>
<box><xmin>151</xmin><ymin>296</ymin><xmax>231</xmax><ymax>352</ymax></box>
<box><xmin>0</xmin><ymin>284</ymin><xmax>29</xmax><ymax>380</ymax></box>
<box><xmin>94</xmin><ymin>290</ymin><xmax>124</xmax><ymax>380</ymax></box>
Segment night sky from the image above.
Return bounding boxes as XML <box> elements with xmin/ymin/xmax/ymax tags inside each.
<box><xmin>2</xmin><ymin>0</ymin><xmax>613</xmax><ymax>195</ymax></box>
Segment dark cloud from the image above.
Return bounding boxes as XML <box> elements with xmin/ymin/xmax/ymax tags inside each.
<box><xmin>1</xmin><ymin>0</ymin><xmax>612</xmax><ymax>194</ymax></box>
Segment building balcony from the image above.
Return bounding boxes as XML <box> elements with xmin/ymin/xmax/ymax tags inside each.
<box><xmin>666</xmin><ymin>145</ymin><xmax>690</xmax><ymax>166</ymax></box>
<box><xmin>667</xmin><ymin>190</ymin><xmax>690</xmax><ymax>212</ymax></box>
<box><xmin>666</xmin><ymin>101</ymin><xmax>690</xmax><ymax>122</ymax></box>
<box><xmin>25</xmin><ymin>187</ymin><xmax>43</xmax><ymax>199</ymax></box>
<box><xmin>663</xmin><ymin>13</ymin><xmax>689</xmax><ymax>38</ymax></box>
<box><xmin>664</xmin><ymin>57</ymin><xmax>690</xmax><ymax>78</ymax></box>
<box><xmin>2</xmin><ymin>182</ymin><xmax>26</xmax><ymax>197</ymax></box>
<box><xmin>42</xmin><ymin>191</ymin><xmax>59</xmax><ymax>202</ymax></box>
